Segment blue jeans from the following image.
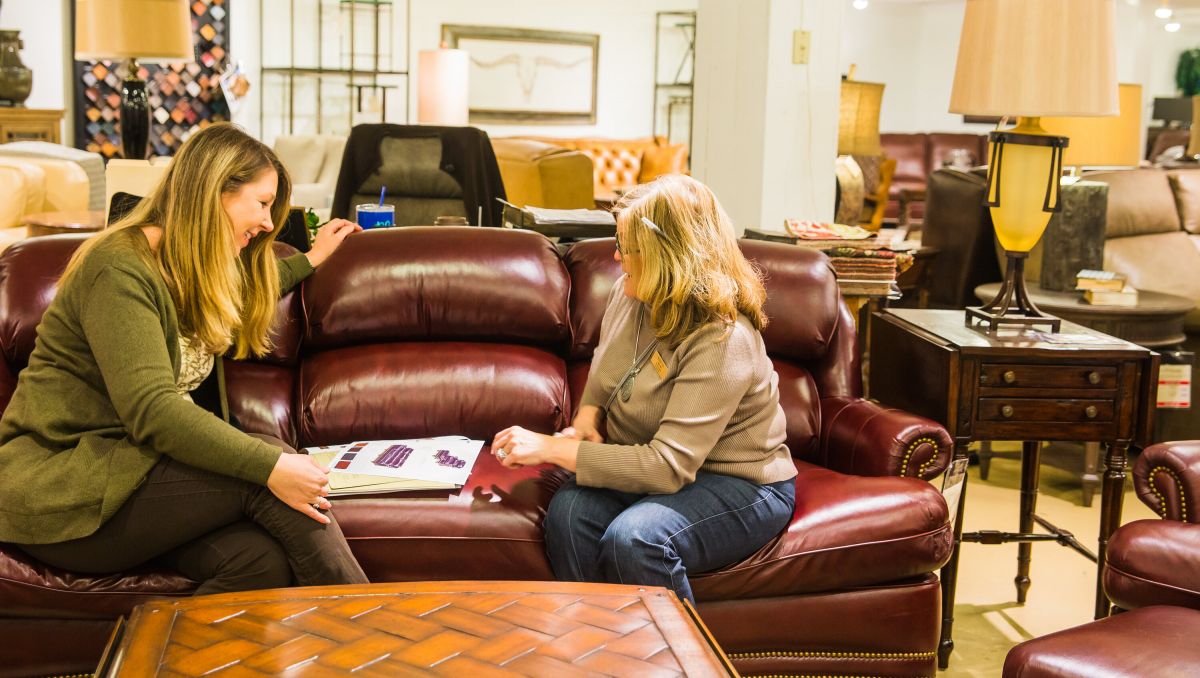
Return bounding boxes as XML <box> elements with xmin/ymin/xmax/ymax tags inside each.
<box><xmin>543</xmin><ymin>472</ymin><xmax>796</xmax><ymax>604</ymax></box>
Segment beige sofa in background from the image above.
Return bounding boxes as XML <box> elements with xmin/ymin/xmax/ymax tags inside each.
<box><xmin>0</xmin><ymin>156</ymin><xmax>89</xmax><ymax>251</ymax></box>
<box><xmin>273</xmin><ymin>134</ymin><xmax>346</xmax><ymax>219</ymax></box>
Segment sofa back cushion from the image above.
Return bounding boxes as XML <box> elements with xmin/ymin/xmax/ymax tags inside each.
<box><xmin>1085</xmin><ymin>169</ymin><xmax>1182</xmax><ymax>238</ymax></box>
<box><xmin>1168</xmin><ymin>170</ymin><xmax>1200</xmax><ymax>235</ymax></box>
<box><xmin>296</xmin><ymin>227</ymin><xmax>572</xmax><ymax>445</ymax></box>
<box><xmin>881</xmin><ymin>133</ymin><xmax>929</xmax><ymax>185</ymax></box>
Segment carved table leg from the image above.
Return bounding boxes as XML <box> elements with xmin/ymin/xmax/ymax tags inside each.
<box><xmin>1015</xmin><ymin>441</ymin><xmax>1041</xmax><ymax>603</ymax></box>
<box><xmin>1095</xmin><ymin>440</ymin><xmax>1129</xmax><ymax>619</ymax></box>
<box><xmin>939</xmin><ymin>441</ymin><xmax>971</xmax><ymax>669</ymax></box>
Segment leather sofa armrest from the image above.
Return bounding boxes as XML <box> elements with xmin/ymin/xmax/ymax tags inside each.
<box><xmin>1134</xmin><ymin>440</ymin><xmax>1200</xmax><ymax>523</ymax></box>
<box><xmin>1104</xmin><ymin>519</ymin><xmax>1200</xmax><ymax>611</ymax></box>
<box><xmin>818</xmin><ymin>396</ymin><xmax>952</xmax><ymax>480</ymax></box>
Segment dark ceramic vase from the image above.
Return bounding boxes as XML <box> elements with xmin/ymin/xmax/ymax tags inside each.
<box><xmin>0</xmin><ymin>30</ymin><xmax>32</xmax><ymax>106</ymax></box>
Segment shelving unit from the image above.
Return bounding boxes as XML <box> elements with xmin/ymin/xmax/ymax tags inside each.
<box><xmin>652</xmin><ymin>11</ymin><xmax>696</xmax><ymax>156</ymax></box>
<box><xmin>259</xmin><ymin>0</ymin><xmax>410</xmax><ymax>144</ymax></box>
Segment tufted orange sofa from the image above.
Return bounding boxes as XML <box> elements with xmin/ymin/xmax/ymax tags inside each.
<box><xmin>508</xmin><ymin>136</ymin><xmax>688</xmax><ymax>202</ymax></box>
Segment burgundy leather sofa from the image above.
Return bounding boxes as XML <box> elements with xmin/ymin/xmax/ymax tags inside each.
<box><xmin>1003</xmin><ymin>440</ymin><xmax>1200</xmax><ymax>676</ymax></box>
<box><xmin>0</xmin><ymin>228</ymin><xmax>953</xmax><ymax>677</ymax></box>
<box><xmin>880</xmin><ymin>132</ymin><xmax>989</xmax><ymax>221</ymax></box>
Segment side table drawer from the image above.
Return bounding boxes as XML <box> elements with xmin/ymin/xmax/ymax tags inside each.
<box><xmin>979</xmin><ymin>364</ymin><xmax>1116</xmax><ymax>389</ymax></box>
<box><xmin>978</xmin><ymin>398</ymin><xmax>1114</xmax><ymax>423</ymax></box>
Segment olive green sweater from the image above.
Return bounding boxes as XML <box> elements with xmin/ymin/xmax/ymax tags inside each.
<box><xmin>0</xmin><ymin>230</ymin><xmax>314</xmax><ymax>544</ymax></box>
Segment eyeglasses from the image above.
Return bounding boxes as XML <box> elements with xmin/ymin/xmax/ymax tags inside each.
<box><xmin>616</xmin><ymin>216</ymin><xmax>666</xmax><ymax>255</ymax></box>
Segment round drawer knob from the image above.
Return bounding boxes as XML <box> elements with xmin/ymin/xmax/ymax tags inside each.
<box><xmin>1003</xmin><ymin>371</ymin><xmax>1017</xmax><ymax>384</ymax></box>
<box><xmin>1001</xmin><ymin>405</ymin><xmax>1014</xmax><ymax>418</ymax></box>
<box><xmin>1088</xmin><ymin>371</ymin><xmax>1101</xmax><ymax>385</ymax></box>
<box><xmin>1085</xmin><ymin>405</ymin><xmax>1098</xmax><ymax>419</ymax></box>
<box><xmin>980</xmin><ymin>374</ymin><xmax>990</xmax><ymax>385</ymax></box>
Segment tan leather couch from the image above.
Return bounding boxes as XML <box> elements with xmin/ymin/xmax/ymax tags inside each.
<box><xmin>507</xmin><ymin>136</ymin><xmax>688</xmax><ymax>201</ymax></box>
<box><xmin>1083</xmin><ymin>168</ymin><xmax>1200</xmax><ymax>329</ymax></box>
<box><xmin>491</xmin><ymin>138</ymin><xmax>593</xmax><ymax>209</ymax></box>
<box><xmin>0</xmin><ymin>156</ymin><xmax>90</xmax><ymax>251</ymax></box>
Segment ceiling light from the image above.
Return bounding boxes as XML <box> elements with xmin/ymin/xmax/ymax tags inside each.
<box><xmin>1156</xmin><ymin>2</ymin><xmax>1173</xmax><ymax>19</ymax></box>
<box><xmin>853</xmin><ymin>0</ymin><xmax>869</xmax><ymax>9</ymax></box>
<box><xmin>1166</xmin><ymin>21</ymin><xmax>1182</xmax><ymax>31</ymax></box>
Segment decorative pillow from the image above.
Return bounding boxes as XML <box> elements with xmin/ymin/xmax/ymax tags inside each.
<box><xmin>358</xmin><ymin>136</ymin><xmax>463</xmax><ymax>199</ymax></box>
<box><xmin>273</xmin><ymin>135</ymin><xmax>325</xmax><ymax>184</ymax></box>
<box><xmin>639</xmin><ymin>143</ymin><xmax>689</xmax><ymax>182</ymax></box>
<box><xmin>1169</xmin><ymin>170</ymin><xmax>1200</xmax><ymax>235</ymax></box>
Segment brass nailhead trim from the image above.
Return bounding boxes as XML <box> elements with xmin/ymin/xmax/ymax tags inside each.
<box><xmin>1149</xmin><ymin>466</ymin><xmax>1188</xmax><ymax>522</ymax></box>
<box><xmin>730</xmin><ymin>650</ymin><xmax>936</xmax><ymax>659</ymax></box>
<box><xmin>900</xmin><ymin>436</ymin><xmax>937</xmax><ymax>478</ymax></box>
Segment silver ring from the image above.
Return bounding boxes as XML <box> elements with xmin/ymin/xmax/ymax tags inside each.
<box><xmin>495</xmin><ymin>448</ymin><xmax>507</xmax><ymax>460</ymax></box>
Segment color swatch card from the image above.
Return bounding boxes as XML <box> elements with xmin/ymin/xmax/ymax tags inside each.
<box><xmin>331</xmin><ymin>437</ymin><xmax>483</xmax><ymax>487</ymax></box>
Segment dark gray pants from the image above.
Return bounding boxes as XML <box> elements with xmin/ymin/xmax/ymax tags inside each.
<box><xmin>21</xmin><ymin>435</ymin><xmax>368</xmax><ymax>595</ymax></box>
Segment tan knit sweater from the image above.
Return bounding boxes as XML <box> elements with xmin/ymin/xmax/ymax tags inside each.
<box><xmin>576</xmin><ymin>279</ymin><xmax>796</xmax><ymax>494</ymax></box>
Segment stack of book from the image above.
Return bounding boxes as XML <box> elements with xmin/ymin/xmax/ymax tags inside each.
<box><xmin>1076</xmin><ymin>269</ymin><xmax>1137</xmax><ymax>306</ymax></box>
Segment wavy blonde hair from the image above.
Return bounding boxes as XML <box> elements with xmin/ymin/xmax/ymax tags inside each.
<box><xmin>63</xmin><ymin>123</ymin><xmax>290</xmax><ymax>359</ymax></box>
<box><xmin>615</xmin><ymin>174</ymin><xmax>767</xmax><ymax>348</ymax></box>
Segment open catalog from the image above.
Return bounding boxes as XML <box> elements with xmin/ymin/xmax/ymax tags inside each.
<box><xmin>303</xmin><ymin>436</ymin><xmax>484</xmax><ymax>495</ymax></box>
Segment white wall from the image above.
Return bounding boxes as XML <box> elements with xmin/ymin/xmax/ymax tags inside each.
<box><xmin>235</xmin><ymin>0</ymin><xmax>698</xmax><ymax>143</ymax></box>
<box><xmin>840</xmin><ymin>0</ymin><xmax>1200</xmax><ymax>135</ymax></box>
<box><xmin>2</xmin><ymin>0</ymin><xmax>72</xmax><ymax>143</ymax></box>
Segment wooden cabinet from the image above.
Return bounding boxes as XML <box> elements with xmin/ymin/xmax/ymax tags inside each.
<box><xmin>0</xmin><ymin>108</ymin><xmax>63</xmax><ymax>144</ymax></box>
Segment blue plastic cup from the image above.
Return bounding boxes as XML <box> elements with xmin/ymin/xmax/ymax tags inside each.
<box><xmin>356</xmin><ymin>203</ymin><xmax>395</xmax><ymax>229</ymax></box>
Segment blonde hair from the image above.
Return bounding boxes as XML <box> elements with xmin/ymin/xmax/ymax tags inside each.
<box><xmin>615</xmin><ymin>174</ymin><xmax>767</xmax><ymax>348</ymax></box>
<box><xmin>63</xmin><ymin>124</ymin><xmax>290</xmax><ymax>359</ymax></box>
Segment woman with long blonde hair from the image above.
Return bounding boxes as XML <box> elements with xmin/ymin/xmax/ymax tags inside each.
<box><xmin>490</xmin><ymin>174</ymin><xmax>796</xmax><ymax>604</ymax></box>
<box><xmin>0</xmin><ymin>124</ymin><xmax>367</xmax><ymax>592</ymax></box>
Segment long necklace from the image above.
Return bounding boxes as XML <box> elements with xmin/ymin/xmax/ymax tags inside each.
<box><xmin>619</xmin><ymin>305</ymin><xmax>645</xmax><ymax>402</ymax></box>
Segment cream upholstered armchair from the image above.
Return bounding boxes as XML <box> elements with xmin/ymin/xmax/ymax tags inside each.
<box><xmin>0</xmin><ymin>155</ymin><xmax>90</xmax><ymax>251</ymax></box>
<box><xmin>273</xmin><ymin>134</ymin><xmax>346</xmax><ymax>219</ymax></box>
<box><xmin>104</xmin><ymin>159</ymin><xmax>171</xmax><ymax>225</ymax></box>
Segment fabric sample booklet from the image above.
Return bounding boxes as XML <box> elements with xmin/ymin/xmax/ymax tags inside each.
<box><xmin>303</xmin><ymin>437</ymin><xmax>483</xmax><ymax>495</ymax></box>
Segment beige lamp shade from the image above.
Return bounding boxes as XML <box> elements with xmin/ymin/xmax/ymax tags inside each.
<box><xmin>418</xmin><ymin>48</ymin><xmax>469</xmax><ymax>126</ymax></box>
<box><xmin>1041</xmin><ymin>83</ymin><xmax>1142</xmax><ymax>167</ymax></box>
<box><xmin>75</xmin><ymin>0</ymin><xmax>194</xmax><ymax>62</ymax></box>
<box><xmin>949</xmin><ymin>0</ymin><xmax>1118</xmax><ymax>117</ymax></box>
<box><xmin>838</xmin><ymin>79</ymin><xmax>884</xmax><ymax>156</ymax></box>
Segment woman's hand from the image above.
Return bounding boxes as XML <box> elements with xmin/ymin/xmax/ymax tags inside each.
<box><xmin>267</xmin><ymin>453</ymin><xmax>333</xmax><ymax>524</ymax></box>
<box><xmin>305</xmin><ymin>219</ymin><xmax>361</xmax><ymax>268</ymax></box>
<box><xmin>491</xmin><ymin>426</ymin><xmax>579</xmax><ymax>471</ymax></box>
<box><xmin>560</xmin><ymin>405</ymin><xmax>603</xmax><ymax>443</ymax></box>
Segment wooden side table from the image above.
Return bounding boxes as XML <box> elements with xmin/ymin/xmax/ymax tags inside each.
<box><xmin>870</xmin><ymin>309</ymin><xmax>1158</xmax><ymax>669</ymax></box>
<box><xmin>0</xmin><ymin>107</ymin><xmax>63</xmax><ymax>144</ymax></box>
<box><xmin>973</xmin><ymin>283</ymin><xmax>1195</xmax><ymax>505</ymax></box>
<box><xmin>100</xmin><ymin>581</ymin><xmax>736</xmax><ymax>677</ymax></box>
<box><xmin>20</xmin><ymin>210</ymin><xmax>105</xmax><ymax>238</ymax></box>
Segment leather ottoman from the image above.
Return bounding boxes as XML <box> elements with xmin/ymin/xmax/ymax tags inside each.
<box><xmin>1002</xmin><ymin>606</ymin><xmax>1200</xmax><ymax>677</ymax></box>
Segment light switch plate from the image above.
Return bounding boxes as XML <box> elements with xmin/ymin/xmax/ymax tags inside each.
<box><xmin>793</xmin><ymin>29</ymin><xmax>810</xmax><ymax>64</ymax></box>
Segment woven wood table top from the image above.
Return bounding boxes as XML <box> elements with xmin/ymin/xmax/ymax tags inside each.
<box><xmin>103</xmin><ymin>581</ymin><xmax>736</xmax><ymax>677</ymax></box>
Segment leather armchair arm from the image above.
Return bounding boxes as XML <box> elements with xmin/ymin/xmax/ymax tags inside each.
<box><xmin>1134</xmin><ymin>440</ymin><xmax>1200</xmax><ymax>524</ymax></box>
<box><xmin>818</xmin><ymin>396</ymin><xmax>952</xmax><ymax>481</ymax></box>
<box><xmin>1104</xmin><ymin>519</ymin><xmax>1200</xmax><ymax>611</ymax></box>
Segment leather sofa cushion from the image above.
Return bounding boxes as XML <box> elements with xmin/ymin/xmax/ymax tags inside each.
<box><xmin>299</xmin><ymin>342</ymin><xmax>568</xmax><ymax>446</ymax></box>
<box><xmin>303</xmin><ymin>228</ymin><xmax>570</xmax><ymax>350</ymax></box>
<box><xmin>1086</xmin><ymin>169</ymin><xmax>1182</xmax><ymax>238</ymax></box>
<box><xmin>1168</xmin><ymin>169</ymin><xmax>1200</xmax><ymax>234</ymax></box>
<box><xmin>1104</xmin><ymin>519</ymin><xmax>1200</xmax><ymax>611</ymax></box>
<box><xmin>639</xmin><ymin>143</ymin><xmax>689</xmax><ymax>182</ymax></box>
<box><xmin>1003</xmin><ymin>607</ymin><xmax>1200</xmax><ymax>678</ymax></box>
<box><xmin>0</xmin><ymin>237</ymin><xmax>79</xmax><ymax>371</ymax></box>
<box><xmin>881</xmin><ymin>133</ymin><xmax>929</xmax><ymax>185</ymax></box>
<box><xmin>1104</xmin><ymin>231</ymin><xmax>1200</xmax><ymax>329</ymax></box>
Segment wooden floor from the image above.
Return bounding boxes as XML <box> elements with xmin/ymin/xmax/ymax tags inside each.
<box><xmin>942</xmin><ymin>442</ymin><xmax>1157</xmax><ymax>677</ymax></box>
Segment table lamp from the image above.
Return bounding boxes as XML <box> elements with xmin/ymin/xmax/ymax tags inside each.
<box><xmin>75</xmin><ymin>0</ymin><xmax>194</xmax><ymax>161</ymax></box>
<box><xmin>1042</xmin><ymin>83</ymin><xmax>1142</xmax><ymax>170</ymax></box>
<box><xmin>835</xmin><ymin>72</ymin><xmax>885</xmax><ymax>226</ymax></box>
<box><xmin>417</xmin><ymin>46</ymin><xmax>469</xmax><ymax>126</ymax></box>
<box><xmin>950</xmin><ymin>0</ymin><xmax>1118</xmax><ymax>332</ymax></box>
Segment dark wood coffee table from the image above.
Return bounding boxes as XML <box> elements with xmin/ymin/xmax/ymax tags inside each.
<box><xmin>99</xmin><ymin>581</ymin><xmax>736</xmax><ymax>677</ymax></box>
<box><xmin>21</xmin><ymin>210</ymin><xmax>105</xmax><ymax>237</ymax></box>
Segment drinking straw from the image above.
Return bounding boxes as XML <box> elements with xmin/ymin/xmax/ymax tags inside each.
<box><xmin>379</xmin><ymin>186</ymin><xmax>386</xmax><ymax>206</ymax></box>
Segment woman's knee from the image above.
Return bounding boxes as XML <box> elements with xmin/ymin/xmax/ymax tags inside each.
<box><xmin>598</xmin><ymin>510</ymin><xmax>674</xmax><ymax>565</ymax></box>
<box><xmin>210</xmin><ymin>533</ymin><xmax>293</xmax><ymax>592</ymax></box>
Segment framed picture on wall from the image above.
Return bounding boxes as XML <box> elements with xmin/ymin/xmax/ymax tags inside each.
<box><xmin>441</xmin><ymin>24</ymin><xmax>598</xmax><ymax>124</ymax></box>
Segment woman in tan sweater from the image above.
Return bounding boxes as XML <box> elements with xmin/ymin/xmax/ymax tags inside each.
<box><xmin>491</xmin><ymin>175</ymin><xmax>796</xmax><ymax>603</ymax></box>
